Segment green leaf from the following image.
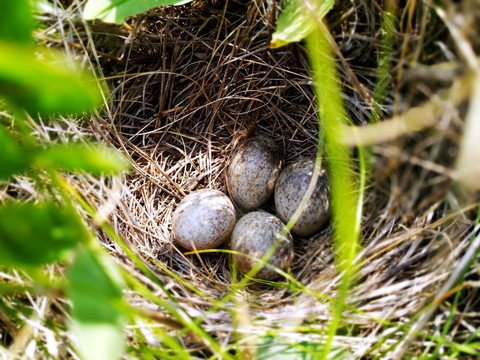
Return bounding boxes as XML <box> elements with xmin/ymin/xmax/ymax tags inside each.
<box><xmin>34</xmin><ymin>142</ymin><xmax>130</xmax><ymax>175</ymax></box>
<box><xmin>0</xmin><ymin>43</ymin><xmax>103</xmax><ymax>115</ymax></box>
<box><xmin>0</xmin><ymin>0</ymin><xmax>34</xmax><ymax>45</ymax></box>
<box><xmin>270</xmin><ymin>0</ymin><xmax>334</xmax><ymax>49</ymax></box>
<box><xmin>83</xmin><ymin>0</ymin><xmax>193</xmax><ymax>24</ymax></box>
<box><xmin>0</xmin><ymin>126</ymin><xmax>31</xmax><ymax>180</ymax></box>
<box><xmin>0</xmin><ymin>202</ymin><xmax>85</xmax><ymax>267</ymax></box>
<box><xmin>68</xmin><ymin>247</ymin><xmax>126</xmax><ymax>360</ymax></box>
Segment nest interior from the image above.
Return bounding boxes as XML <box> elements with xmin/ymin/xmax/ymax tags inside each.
<box><xmin>40</xmin><ymin>0</ymin><xmax>480</xmax><ymax>357</ymax></box>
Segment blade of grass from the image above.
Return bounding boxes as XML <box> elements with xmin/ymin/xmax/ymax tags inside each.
<box><xmin>305</xmin><ymin>19</ymin><xmax>363</xmax><ymax>359</ymax></box>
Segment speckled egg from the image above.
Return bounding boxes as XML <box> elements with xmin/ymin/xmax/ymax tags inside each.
<box><xmin>230</xmin><ymin>211</ymin><xmax>294</xmax><ymax>280</ymax></box>
<box><xmin>274</xmin><ymin>159</ymin><xmax>329</xmax><ymax>236</ymax></box>
<box><xmin>171</xmin><ymin>189</ymin><xmax>236</xmax><ymax>251</ymax></box>
<box><xmin>226</xmin><ymin>135</ymin><xmax>283</xmax><ymax>211</ymax></box>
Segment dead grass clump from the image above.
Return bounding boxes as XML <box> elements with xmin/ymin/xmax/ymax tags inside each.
<box><xmin>26</xmin><ymin>0</ymin><xmax>480</xmax><ymax>358</ymax></box>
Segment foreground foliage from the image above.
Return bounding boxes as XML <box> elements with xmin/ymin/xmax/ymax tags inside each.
<box><xmin>0</xmin><ymin>1</ymin><xmax>129</xmax><ymax>358</ymax></box>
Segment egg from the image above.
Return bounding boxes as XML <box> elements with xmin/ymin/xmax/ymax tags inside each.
<box><xmin>274</xmin><ymin>158</ymin><xmax>329</xmax><ymax>236</ymax></box>
<box><xmin>230</xmin><ymin>211</ymin><xmax>294</xmax><ymax>280</ymax></box>
<box><xmin>226</xmin><ymin>135</ymin><xmax>283</xmax><ymax>211</ymax></box>
<box><xmin>171</xmin><ymin>189</ymin><xmax>236</xmax><ymax>251</ymax></box>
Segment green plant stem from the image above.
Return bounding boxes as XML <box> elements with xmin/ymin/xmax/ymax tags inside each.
<box><xmin>305</xmin><ymin>21</ymin><xmax>363</xmax><ymax>359</ymax></box>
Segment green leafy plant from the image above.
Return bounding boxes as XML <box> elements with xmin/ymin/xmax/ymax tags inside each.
<box><xmin>0</xmin><ymin>0</ymin><xmax>130</xmax><ymax>358</ymax></box>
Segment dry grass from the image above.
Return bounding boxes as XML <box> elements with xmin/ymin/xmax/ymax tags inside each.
<box><xmin>2</xmin><ymin>0</ymin><xmax>480</xmax><ymax>358</ymax></box>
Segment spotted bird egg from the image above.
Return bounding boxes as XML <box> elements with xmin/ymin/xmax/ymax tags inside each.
<box><xmin>274</xmin><ymin>158</ymin><xmax>330</xmax><ymax>236</ymax></box>
<box><xmin>226</xmin><ymin>135</ymin><xmax>283</xmax><ymax>211</ymax></box>
<box><xmin>230</xmin><ymin>211</ymin><xmax>294</xmax><ymax>280</ymax></box>
<box><xmin>171</xmin><ymin>189</ymin><xmax>236</xmax><ymax>251</ymax></box>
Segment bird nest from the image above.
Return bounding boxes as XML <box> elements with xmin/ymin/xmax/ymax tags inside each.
<box><xmin>38</xmin><ymin>0</ymin><xmax>480</xmax><ymax>357</ymax></box>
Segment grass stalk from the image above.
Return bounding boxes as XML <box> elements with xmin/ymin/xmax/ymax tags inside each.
<box><xmin>305</xmin><ymin>21</ymin><xmax>363</xmax><ymax>359</ymax></box>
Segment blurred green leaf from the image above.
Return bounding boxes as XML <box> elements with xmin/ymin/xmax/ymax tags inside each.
<box><xmin>0</xmin><ymin>0</ymin><xmax>34</xmax><ymax>45</ymax></box>
<box><xmin>270</xmin><ymin>0</ymin><xmax>334</xmax><ymax>49</ymax></box>
<box><xmin>0</xmin><ymin>126</ymin><xmax>31</xmax><ymax>180</ymax></box>
<box><xmin>0</xmin><ymin>43</ymin><xmax>102</xmax><ymax>115</ymax></box>
<box><xmin>68</xmin><ymin>247</ymin><xmax>126</xmax><ymax>360</ymax></box>
<box><xmin>0</xmin><ymin>202</ymin><xmax>84</xmax><ymax>267</ymax></box>
<box><xmin>83</xmin><ymin>0</ymin><xmax>193</xmax><ymax>24</ymax></box>
<box><xmin>34</xmin><ymin>142</ymin><xmax>130</xmax><ymax>175</ymax></box>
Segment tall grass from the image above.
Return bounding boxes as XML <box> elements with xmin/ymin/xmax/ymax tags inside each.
<box><xmin>305</xmin><ymin>20</ymin><xmax>364</xmax><ymax>359</ymax></box>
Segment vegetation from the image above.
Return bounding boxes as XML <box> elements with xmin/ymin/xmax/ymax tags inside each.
<box><xmin>1</xmin><ymin>0</ymin><xmax>480</xmax><ymax>359</ymax></box>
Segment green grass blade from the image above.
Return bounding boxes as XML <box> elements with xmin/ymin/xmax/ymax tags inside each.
<box><xmin>305</xmin><ymin>21</ymin><xmax>363</xmax><ymax>359</ymax></box>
